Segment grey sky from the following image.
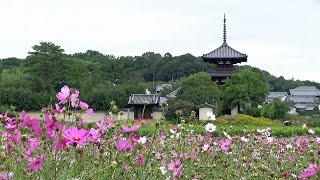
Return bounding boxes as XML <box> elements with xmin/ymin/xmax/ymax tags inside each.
<box><xmin>1</xmin><ymin>0</ymin><xmax>320</xmax><ymax>82</ymax></box>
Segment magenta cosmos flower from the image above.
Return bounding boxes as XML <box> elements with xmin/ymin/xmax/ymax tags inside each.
<box><xmin>56</xmin><ymin>86</ymin><xmax>79</xmax><ymax>107</ymax></box>
<box><xmin>121</xmin><ymin>124</ymin><xmax>140</xmax><ymax>133</ymax></box>
<box><xmin>28</xmin><ymin>153</ymin><xmax>46</xmax><ymax>171</ymax></box>
<box><xmin>115</xmin><ymin>139</ymin><xmax>135</xmax><ymax>152</ymax></box>
<box><xmin>298</xmin><ymin>164</ymin><xmax>318</xmax><ymax>179</ymax></box>
<box><xmin>62</xmin><ymin>127</ymin><xmax>89</xmax><ymax>146</ymax></box>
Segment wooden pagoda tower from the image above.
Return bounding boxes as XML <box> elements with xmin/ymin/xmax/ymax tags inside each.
<box><xmin>202</xmin><ymin>14</ymin><xmax>248</xmax><ymax>85</ymax></box>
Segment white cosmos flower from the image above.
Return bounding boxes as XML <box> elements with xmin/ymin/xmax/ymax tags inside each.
<box><xmin>302</xmin><ymin>124</ymin><xmax>307</xmax><ymax>129</ymax></box>
<box><xmin>175</xmin><ymin>132</ymin><xmax>181</xmax><ymax>138</ymax></box>
<box><xmin>205</xmin><ymin>123</ymin><xmax>216</xmax><ymax>133</ymax></box>
<box><xmin>240</xmin><ymin>136</ymin><xmax>249</xmax><ymax>142</ymax></box>
<box><xmin>266</xmin><ymin>137</ymin><xmax>273</xmax><ymax>143</ymax></box>
<box><xmin>308</xmin><ymin>129</ymin><xmax>315</xmax><ymax>135</ymax></box>
<box><xmin>316</xmin><ymin>137</ymin><xmax>320</xmax><ymax>144</ymax></box>
<box><xmin>169</xmin><ymin>129</ymin><xmax>176</xmax><ymax>134</ymax></box>
<box><xmin>138</xmin><ymin>136</ymin><xmax>147</xmax><ymax>144</ymax></box>
<box><xmin>223</xmin><ymin>131</ymin><xmax>232</xmax><ymax>140</ymax></box>
<box><xmin>286</xmin><ymin>144</ymin><xmax>292</xmax><ymax>149</ymax></box>
<box><xmin>160</xmin><ymin>166</ymin><xmax>167</xmax><ymax>175</ymax></box>
<box><xmin>202</xmin><ymin>144</ymin><xmax>209</xmax><ymax>152</ymax></box>
<box><xmin>207</xmin><ymin>112</ymin><xmax>216</xmax><ymax>120</ymax></box>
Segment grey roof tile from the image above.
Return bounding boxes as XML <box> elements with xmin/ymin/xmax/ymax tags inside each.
<box><xmin>128</xmin><ymin>94</ymin><xmax>160</xmax><ymax>105</ymax></box>
<box><xmin>202</xmin><ymin>43</ymin><xmax>247</xmax><ymax>62</ymax></box>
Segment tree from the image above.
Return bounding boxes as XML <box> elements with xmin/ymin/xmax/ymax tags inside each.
<box><xmin>177</xmin><ymin>72</ymin><xmax>220</xmax><ymax>106</ymax></box>
<box><xmin>261</xmin><ymin>99</ymin><xmax>290</xmax><ymax>119</ymax></box>
<box><xmin>23</xmin><ymin>42</ymin><xmax>66</xmax><ymax>92</ymax></box>
<box><xmin>223</xmin><ymin>69</ymin><xmax>268</xmax><ymax>110</ymax></box>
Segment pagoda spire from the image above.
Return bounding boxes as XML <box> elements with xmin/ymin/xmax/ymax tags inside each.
<box><xmin>223</xmin><ymin>14</ymin><xmax>227</xmax><ymax>44</ymax></box>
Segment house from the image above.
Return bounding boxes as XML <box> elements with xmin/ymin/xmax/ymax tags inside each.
<box><xmin>197</xmin><ymin>102</ymin><xmax>215</xmax><ymax>120</ymax></box>
<box><xmin>265</xmin><ymin>92</ymin><xmax>287</xmax><ymax>103</ymax></box>
<box><xmin>287</xmin><ymin>86</ymin><xmax>320</xmax><ymax>111</ymax></box>
<box><xmin>126</xmin><ymin>94</ymin><xmax>164</xmax><ymax>120</ymax></box>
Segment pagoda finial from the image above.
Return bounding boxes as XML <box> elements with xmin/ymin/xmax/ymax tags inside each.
<box><xmin>223</xmin><ymin>14</ymin><xmax>227</xmax><ymax>44</ymax></box>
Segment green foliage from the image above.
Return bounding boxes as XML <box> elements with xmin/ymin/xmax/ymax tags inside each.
<box><xmin>164</xmin><ymin>99</ymin><xmax>194</xmax><ymax>121</ymax></box>
<box><xmin>1</xmin><ymin>41</ymin><xmax>320</xmax><ymax>113</ymax></box>
<box><xmin>215</xmin><ymin>114</ymin><xmax>274</xmax><ymax>126</ymax></box>
<box><xmin>223</xmin><ymin>69</ymin><xmax>268</xmax><ymax>109</ymax></box>
<box><xmin>156</xmin><ymin>54</ymin><xmax>209</xmax><ymax>81</ymax></box>
<box><xmin>238</xmin><ymin>65</ymin><xmax>320</xmax><ymax>91</ymax></box>
<box><xmin>261</xmin><ymin>99</ymin><xmax>290</xmax><ymax>119</ymax></box>
<box><xmin>0</xmin><ymin>57</ymin><xmax>24</xmax><ymax>72</ymax></box>
<box><xmin>177</xmin><ymin>72</ymin><xmax>220</xmax><ymax>106</ymax></box>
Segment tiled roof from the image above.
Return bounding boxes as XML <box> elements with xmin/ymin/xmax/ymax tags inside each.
<box><xmin>203</xmin><ymin>43</ymin><xmax>247</xmax><ymax>63</ymax></box>
<box><xmin>197</xmin><ymin>102</ymin><xmax>215</xmax><ymax>109</ymax></box>
<box><xmin>268</xmin><ymin>92</ymin><xmax>288</xmax><ymax>98</ymax></box>
<box><xmin>289</xmin><ymin>86</ymin><xmax>320</xmax><ymax>96</ymax></box>
<box><xmin>166</xmin><ymin>88</ymin><xmax>180</xmax><ymax>98</ymax></box>
<box><xmin>128</xmin><ymin>94</ymin><xmax>160</xmax><ymax>105</ymax></box>
<box><xmin>287</xmin><ymin>96</ymin><xmax>317</xmax><ymax>103</ymax></box>
<box><xmin>208</xmin><ymin>70</ymin><xmax>234</xmax><ymax>77</ymax></box>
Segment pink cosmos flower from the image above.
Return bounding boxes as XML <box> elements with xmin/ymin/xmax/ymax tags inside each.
<box><xmin>24</xmin><ymin>138</ymin><xmax>40</xmax><ymax>156</ymax></box>
<box><xmin>168</xmin><ymin>159</ymin><xmax>183</xmax><ymax>179</ymax></box>
<box><xmin>45</xmin><ymin>113</ymin><xmax>62</xmax><ymax>138</ymax></box>
<box><xmin>131</xmin><ymin>134</ymin><xmax>141</xmax><ymax>142</ymax></box>
<box><xmin>20</xmin><ymin>116</ymin><xmax>42</xmax><ymax>137</ymax></box>
<box><xmin>115</xmin><ymin>139</ymin><xmax>135</xmax><ymax>152</ymax></box>
<box><xmin>28</xmin><ymin>153</ymin><xmax>46</xmax><ymax>171</ymax></box>
<box><xmin>56</xmin><ymin>85</ymin><xmax>79</xmax><ymax>107</ymax></box>
<box><xmin>136</xmin><ymin>154</ymin><xmax>145</xmax><ymax>167</ymax></box>
<box><xmin>79</xmin><ymin>101</ymin><xmax>94</xmax><ymax>115</ymax></box>
<box><xmin>56</xmin><ymin>86</ymin><xmax>70</xmax><ymax>104</ymax></box>
<box><xmin>220</xmin><ymin>139</ymin><xmax>232</xmax><ymax>153</ymax></box>
<box><xmin>5</xmin><ymin>121</ymin><xmax>16</xmax><ymax>132</ymax></box>
<box><xmin>52</xmin><ymin>137</ymin><xmax>67</xmax><ymax>150</ymax></box>
<box><xmin>298</xmin><ymin>164</ymin><xmax>318</xmax><ymax>179</ymax></box>
<box><xmin>88</xmin><ymin>128</ymin><xmax>102</xmax><ymax>142</ymax></box>
<box><xmin>104</xmin><ymin>116</ymin><xmax>115</xmax><ymax>129</ymax></box>
<box><xmin>62</xmin><ymin>127</ymin><xmax>89</xmax><ymax>146</ymax></box>
<box><xmin>121</xmin><ymin>124</ymin><xmax>140</xmax><ymax>133</ymax></box>
<box><xmin>0</xmin><ymin>172</ymin><xmax>14</xmax><ymax>180</ymax></box>
<box><xmin>54</xmin><ymin>103</ymin><xmax>63</xmax><ymax>113</ymax></box>
<box><xmin>96</xmin><ymin>121</ymin><xmax>107</xmax><ymax>133</ymax></box>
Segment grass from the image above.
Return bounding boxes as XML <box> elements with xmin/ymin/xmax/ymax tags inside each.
<box><xmin>136</xmin><ymin>114</ymin><xmax>320</xmax><ymax>137</ymax></box>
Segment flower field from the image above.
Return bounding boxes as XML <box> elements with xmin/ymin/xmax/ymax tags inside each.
<box><xmin>0</xmin><ymin>86</ymin><xmax>319</xmax><ymax>179</ymax></box>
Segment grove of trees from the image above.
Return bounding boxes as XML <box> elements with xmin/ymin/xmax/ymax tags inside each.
<box><xmin>1</xmin><ymin>41</ymin><xmax>319</xmax><ymax>117</ymax></box>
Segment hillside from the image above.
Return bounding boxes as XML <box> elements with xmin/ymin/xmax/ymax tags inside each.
<box><xmin>1</xmin><ymin>42</ymin><xmax>320</xmax><ymax>112</ymax></box>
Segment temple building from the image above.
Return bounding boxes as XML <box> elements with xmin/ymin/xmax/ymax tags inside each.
<box><xmin>202</xmin><ymin>15</ymin><xmax>248</xmax><ymax>84</ymax></box>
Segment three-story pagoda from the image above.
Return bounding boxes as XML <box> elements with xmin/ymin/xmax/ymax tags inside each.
<box><xmin>202</xmin><ymin>15</ymin><xmax>248</xmax><ymax>85</ymax></box>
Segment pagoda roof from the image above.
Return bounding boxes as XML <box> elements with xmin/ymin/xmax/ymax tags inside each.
<box><xmin>208</xmin><ymin>70</ymin><xmax>234</xmax><ymax>77</ymax></box>
<box><xmin>203</xmin><ymin>42</ymin><xmax>248</xmax><ymax>63</ymax></box>
<box><xmin>202</xmin><ymin>14</ymin><xmax>248</xmax><ymax>63</ymax></box>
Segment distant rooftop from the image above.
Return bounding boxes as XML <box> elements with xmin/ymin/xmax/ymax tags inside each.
<box><xmin>289</xmin><ymin>86</ymin><xmax>320</xmax><ymax>96</ymax></box>
<box><xmin>128</xmin><ymin>94</ymin><xmax>160</xmax><ymax>105</ymax></box>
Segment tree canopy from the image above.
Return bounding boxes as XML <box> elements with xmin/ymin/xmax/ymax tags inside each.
<box><xmin>223</xmin><ymin>69</ymin><xmax>268</xmax><ymax>109</ymax></box>
<box><xmin>1</xmin><ymin>41</ymin><xmax>320</xmax><ymax>113</ymax></box>
<box><xmin>177</xmin><ymin>72</ymin><xmax>220</xmax><ymax>106</ymax></box>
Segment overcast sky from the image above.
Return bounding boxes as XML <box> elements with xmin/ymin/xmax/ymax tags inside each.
<box><xmin>1</xmin><ymin>0</ymin><xmax>320</xmax><ymax>82</ymax></box>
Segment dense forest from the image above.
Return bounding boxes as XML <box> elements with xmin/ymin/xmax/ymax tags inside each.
<box><xmin>0</xmin><ymin>41</ymin><xmax>319</xmax><ymax>113</ymax></box>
